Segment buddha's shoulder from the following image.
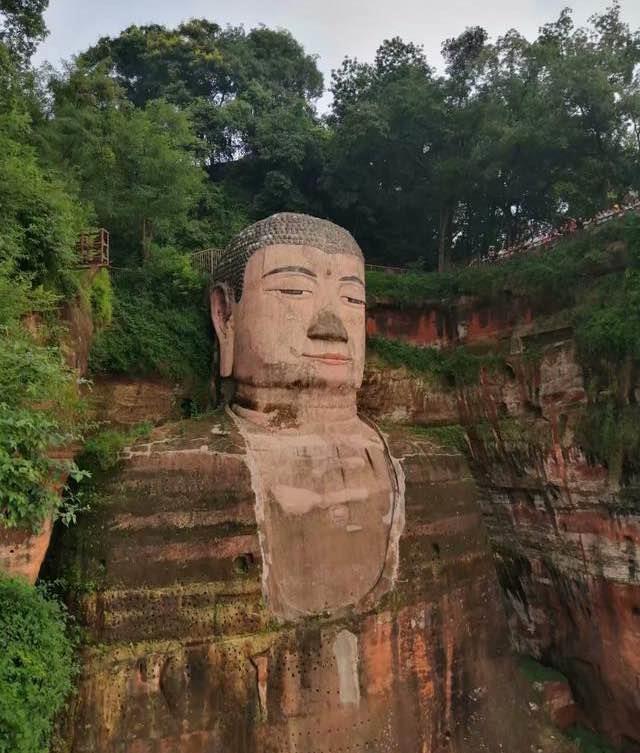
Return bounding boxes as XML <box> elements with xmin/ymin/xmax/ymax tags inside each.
<box><xmin>124</xmin><ymin>409</ymin><xmax>248</xmax><ymax>460</ymax></box>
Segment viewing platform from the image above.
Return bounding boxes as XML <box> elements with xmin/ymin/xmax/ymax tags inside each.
<box><xmin>76</xmin><ymin>228</ymin><xmax>110</xmax><ymax>268</ymax></box>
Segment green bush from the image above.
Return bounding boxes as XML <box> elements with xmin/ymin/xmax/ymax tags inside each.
<box><xmin>366</xmin><ymin>215</ymin><xmax>637</xmax><ymax>309</ymax></box>
<box><xmin>575</xmin><ymin>266</ymin><xmax>640</xmax><ymax>371</ymax></box>
<box><xmin>0</xmin><ymin>575</ymin><xmax>76</xmax><ymax>753</ymax></box>
<box><xmin>0</xmin><ymin>327</ymin><xmax>88</xmax><ymax>529</ymax></box>
<box><xmin>576</xmin><ymin>401</ymin><xmax>640</xmax><ymax>479</ymax></box>
<box><xmin>367</xmin><ymin>336</ymin><xmax>502</xmax><ymax>386</ymax></box>
<box><xmin>565</xmin><ymin>725</ymin><xmax>616</xmax><ymax>753</ymax></box>
<box><xmin>89</xmin><ymin>267</ymin><xmax>113</xmax><ymax>329</ymax></box>
<box><xmin>89</xmin><ymin>247</ymin><xmax>212</xmax><ymax>383</ymax></box>
<box><xmin>0</xmin><ymin>46</ymin><xmax>89</xmax><ymax>295</ymax></box>
<box><xmin>518</xmin><ymin>655</ymin><xmax>568</xmax><ymax>684</ymax></box>
<box><xmin>80</xmin><ymin>423</ymin><xmax>152</xmax><ymax>472</ymax></box>
<box><xmin>408</xmin><ymin>424</ymin><xmax>469</xmax><ymax>451</ymax></box>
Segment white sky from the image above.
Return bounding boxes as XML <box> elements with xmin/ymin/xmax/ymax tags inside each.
<box><xmin>35</xmin><ymin>0</ymin><xmax>640</xmax><ymax>110</ymax></box>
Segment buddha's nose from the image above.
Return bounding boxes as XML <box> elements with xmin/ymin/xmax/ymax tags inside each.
<box><xmin>307</xmin><ymin>309</ymin><xmax>348</xmax><ymax>342</ymax></box>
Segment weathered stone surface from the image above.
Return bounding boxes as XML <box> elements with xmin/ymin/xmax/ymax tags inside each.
<box><xmin>0</xmin><ymin>517</ymin><xmax>52</xmax><ymax>583</ymax></box>
<box><xmin>57</xmin><ymin>414</ymin><xmax>559</xmax><ymax>753</ymax></box>
<box><xmin>366</xmin><ymin>297</ymin><xmax>532</xmax><ymax>349</ymax></box>
<box><xmin>89</xmin><ymin>375</ymin><xmax>182</xmax><ymax>428</ymax></box>
<box><xmin>541</xmin><ymin>680</ymin><xmax>578</xmax><ymax>731</ymax></box>
<box><xmin>361</xmin><ymin>301</ymin><xmax>640</xmax><ymax>748</ymax></box>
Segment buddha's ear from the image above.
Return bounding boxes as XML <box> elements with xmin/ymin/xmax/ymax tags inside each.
<box><xmin>210</xmin><ymin>283</ymin><xmax>235</xmax><ymax>377</ymax></box>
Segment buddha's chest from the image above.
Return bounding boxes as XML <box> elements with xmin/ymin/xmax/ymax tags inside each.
<box><xmin>238</xmin><ymin>424</ymin><xmax>398</xmax><ymax>618</ymax></box>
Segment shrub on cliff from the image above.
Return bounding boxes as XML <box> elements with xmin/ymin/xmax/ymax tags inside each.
<box><xmin>367</xmin><ymin>336</ymin><xmax>502</xmax><ymax>386</ymax></box>
<box><xmin>88</xmin><ymin>267</ymin><xmax>113</xmax><ymax>330</ymax></box>
<box><xmin>89</xmin><ymin>246</ymin><xmax>212</xmax><ymax>384</ymax></box>
<box><xmin>575</xmin><ymin>215</ymin><xmax>640</xmax><ymax>372</ymax></box>
<box><xmin>365</xmin><ymin>216</ymin><xmax>635</xmax><ymax>308</ymax></box>
<box><xmin>0</xmin><ymin>267</ymin><xmax>87</xmax><ymax>529</ymax></box>
<box><xmin>0</xmin><ymin>45</ymin><xmax>89</xmax><ymax>295</ymax></box>
<box><xmin>0</xmin><ymin>576</ymin><xmax>76</xmax><ymax>753</ymax></box>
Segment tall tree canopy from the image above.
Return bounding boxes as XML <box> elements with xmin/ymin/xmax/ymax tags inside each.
<box><xmin>0</xmin><ymin>0</ymin><xmax>48</xmax><ymax>62</ymax></box>
<box><xmin>3</xmin><ymin>6</ymin><xmax>640</xmax><ymax>274</ymax></box>
<box><xmin>74</xmin><ymin>21</ymin><xmax>326</xmax><ymax>218</ymax></box>
<box><xmin>324</xmin><ymin>4</ymin><xmax>640</xmax><ymax>268</ymax></box>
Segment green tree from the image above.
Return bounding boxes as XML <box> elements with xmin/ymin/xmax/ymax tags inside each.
<box><xmin>535</xmin><ymin>5</ymin><xmax>640</xmax><ymax>216</ymax></box>
<box><xmin>75</xmin><ymin>20</ymin><xmax>326</xmax><ymax>218</ymax></box>
<box><xmin>0</xmin><ymin>43</ymin><xmax>87</xmax><ymax>291</ymax></box>
<box><xmin>42</xmin><ymin>66</ymin><xmax>207</xmax><ymax>263</ymax></box>
<box><xmin>325</xmin><ymin>38</ymin><xmax>445</xmax><ymax>266</ymax></box>
<box><xmin>0</xmin><ymin>576</ymin><xmax>76</xmax><ymax>753</ymax></box>
<box><xmin>0</xmin><ymin>0</ymin><xmax>48</xmax><ymax>63</ymax></box>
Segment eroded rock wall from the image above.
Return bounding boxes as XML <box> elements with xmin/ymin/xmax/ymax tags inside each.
<box><xmin>362</xmin><ymin>301</ymin><xmax>640</xmax><ymax>749</ymax></box>
<box><xmin>54</xmin><ymin>413</ymin><xmax>561</xmax><ymax>753</ymax></box>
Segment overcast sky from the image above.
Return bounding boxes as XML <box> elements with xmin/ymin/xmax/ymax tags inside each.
<box><xmin>35</xmin><ymin>0</ymin><xmax>640</xmax><ymax>110</ymax></box>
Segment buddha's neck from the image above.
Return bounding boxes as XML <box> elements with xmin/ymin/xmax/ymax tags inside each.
<box><xmin>231</xmin><ymin>384</ymin><xmax>358</xmax><ymax>430</ymax></box>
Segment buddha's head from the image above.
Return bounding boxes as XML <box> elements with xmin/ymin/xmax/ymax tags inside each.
<box><xmin>210</xmin><ymin>213</ymin><xmax>366</xmax><ymax>394</ymax></box>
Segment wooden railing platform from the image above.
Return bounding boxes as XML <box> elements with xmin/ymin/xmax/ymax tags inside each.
<box><xmin>191</xmin><ymin>248</ymin><xmax>223</xmax><ymax>276</ymax></box>
<box><xmin>76</xmin><ymin>228</ymin><xmax>110</xmax><ymax>267</ymax></box>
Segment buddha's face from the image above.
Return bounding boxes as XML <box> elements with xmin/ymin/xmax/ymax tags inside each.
<box><xmin>211</xmin><ymin>244</ymin><xmax>366</xmax><ymax>390</ymax></box>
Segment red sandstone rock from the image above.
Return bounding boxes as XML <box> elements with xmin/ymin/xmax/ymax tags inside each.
<box><xmin>0</xmin><ymin>517</ymin><xmax>53</xmax><ymax>583</ymax></box>
<box><xmin>360</xmin><ymin>301</ymin><xmax>640</xmax><ymax>749</ymax></box>
<box><xmin>89</xmin><ymin>375</ymin><xmax>181</xmax><ymax>427</ymax></box>
<box><xmin>56</xmin><ymin>415</ymin><xmax>560</xmax><ymax>753</ymax></box>
<box><xmin>542</xmin><ymin>681</ymin><xmax>578</xmax><ymax>730</ymax></box>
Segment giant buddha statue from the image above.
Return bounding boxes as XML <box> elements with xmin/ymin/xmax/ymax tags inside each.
<box><xmin>209</xmin><ymin>213</ymin><xmax>403</xmax><ymax>620</ymax></box>
<box><xmin>58</xmin><ymin>213</ymin><xmax>568</xmax><ymax>753</ymax></box>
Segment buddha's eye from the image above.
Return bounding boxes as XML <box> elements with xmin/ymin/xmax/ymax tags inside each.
<box><xmin>343</xmin><ymin>295</ymin><xmax>365</xmax><ymax>306</ymax></box>
<box><xmin>276</xmin><ymin>288</ymin><xmax>312</xmax><ymax>298</ymax></box>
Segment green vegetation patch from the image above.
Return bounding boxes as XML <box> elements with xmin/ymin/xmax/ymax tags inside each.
<box><xmin>89</xmin><ymin>248</ymin><xmax>213</xmax><ymax>384</ymax></box>
<box><xmin>518</xmin><ymin>655</ymin><xmax>568</xmax><ymax>685</ymax></box>
<box><xmin>407</xmin><ymin>424</ymin><xmax>469</xmax><ymax>452</ymax></box>
<box><xmin>0</xmin><ymin>265</ymin><xmax>88</xmax><ymax>530</ymax></box>
<box><xmin>565</xmin><ymin>725</ymin><xmax>616</xmax><ymax>753</ymax></box>
<box><xmin>576</xmin><ymin>401</ymin><xmax>640</xmax><ymax>481</ymax></box>
<box><xmin>366</xmin><ymin>216</ymin><xmax>636</xmax><ymax>309</ymax></box>
<box><xmin>367</xmin><ymin>336</ymin><xmax>503</xmax><ymax>387</ymax></box>
<box><xmin>0</xmin><ymin>576</ymin><xmax>77</xmax><ymax>753</ymax></box>
<box><xmin>88</xmin><ymin>268</ymin><xmax>113</xmax><ymax>330</ymax></box>
<box><xmin>79</xmin><ymin>422</ymin><xmax>153</xmax><ymax>472</ymax></box>
<box><xmin>575</xmin><ymin>217</ymin><xmax>640</xmax><ymax>371</ymax></box>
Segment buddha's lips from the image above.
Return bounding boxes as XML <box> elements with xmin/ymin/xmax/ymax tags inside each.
<box><xmin>302</xmin><ymin>353</ymin><xmax>352</xmax><ymax>364</ymax></box>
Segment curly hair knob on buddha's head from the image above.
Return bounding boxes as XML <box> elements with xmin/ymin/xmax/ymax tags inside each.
<box><xmin>214</xmin><ymin>212</ymin><xmax>364</xmax><ymax>300</ymax></box>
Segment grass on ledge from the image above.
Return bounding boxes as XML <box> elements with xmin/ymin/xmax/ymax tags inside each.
<box><xmin>367</xmin><ymin>336</ymin><xmax>503</xmax><ymax>387</ymax></box>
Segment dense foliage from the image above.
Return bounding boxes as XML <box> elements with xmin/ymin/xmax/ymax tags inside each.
<box><xmin>366</xmin><ymin>214</ymin><xmax>637</xmax><ymax>307</ymax></box>
<box><xmin>575</xmin><ymin>214</ymin><xmax>640</xmax><ymax>367</ymax></box>
<box><xmin>79</xmin><ymin>422</ymin><xmax>152</xmax><ymax>472</ymax></box>
<box><xmin>0</xmin><ymin>264</ymin><xmax>86</xmax><ymax>529</ymax></box>
<box><xmin>367</xmin><ymin>336</ymin><xmax>503</xmax><ymax>386</ymax></box>
<box><xmin>89</xmin><ymin>248</ymin><xmax>212</xmax><ymax>384</ymax></box>
<box><xmin>29</xmin><ymin>4</ymin><xmax>638</xmax><ymax>272</ymax></box>
<box><xmin>326</xmin><ymin>7</ymin><xmax>640</xmax><ymax>268</ymax></box>
<box><xmin>0</xmin><ymin>575</ymin><xmax>76</xmax><ymax>753</ymax></box>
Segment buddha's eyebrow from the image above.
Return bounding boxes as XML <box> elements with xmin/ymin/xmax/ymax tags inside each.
<box><xmin>340</xmin><ymin>275</ymin><xmax>365</xmax><ymax>286</ymax></box>
<box><xmin>262</xmin><ymin>266</ymin><xmax>317</xmax><ymax>278</ymax></box>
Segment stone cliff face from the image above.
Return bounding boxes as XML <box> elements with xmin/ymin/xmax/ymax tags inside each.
<box><xmin>362</xmin><ymin>297</ymin><xmax>640</xmax><ymax>750</ymax></box>
<box><xmin>53</xmin><ymin>412</ymin><xmax>565</xmax><ymax>753</ymax></box>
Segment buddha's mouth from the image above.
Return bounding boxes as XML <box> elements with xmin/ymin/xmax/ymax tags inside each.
<box><xmin>302</xmin><ymin>352</ymin><xmax>352</xmax><ymax>365</ymax></box>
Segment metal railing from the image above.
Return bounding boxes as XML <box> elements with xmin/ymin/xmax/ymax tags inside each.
<box><xmin>470</xmin><ymin>201</ymin><xmax>640</xmax><ymax>266</ymax></box>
